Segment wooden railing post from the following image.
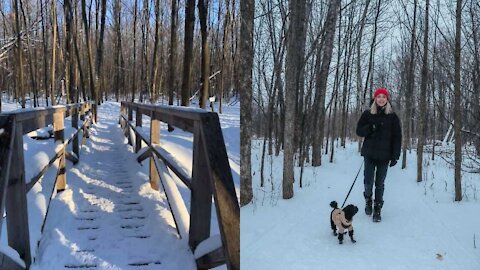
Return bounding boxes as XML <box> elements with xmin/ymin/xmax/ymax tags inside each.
<box><xmin>5</xmin><ymin>121</ymin><xmax>32</xmax><ymax>267</ymax></box>
<box><xmin>120</xmin><ymin>103</ymin><xmax>125</xmax><ymax>128</ymax></box>
<box><xmin>135</xmin><ymin>108</ymin><xmax>142</xmax><ymax>153</ymax></box>
<box><xmin>200</xmin><ymin>114</ymin><xmax>240</xmax><ymax>270</ymax></box>
<box><xmin>80</xmin><ymin>103</ymin><xmax>85</xmax><ymax>121</ymax></box>
<box><xmin>54</xmin><ymin>110</ymin><xmax>66</xmax><ymax>191</ymax></box>
<box><xmin>72</xmin><ymin>107</ymin><xmax>79</xmax><ymax>159</ymax></box>
<box><xmin>189</xmin><ymin>122</ymin><xmax>213</xmax><ymax>249</ymax></box>
<box><xmin>128</xmin><ymin>105</ymin><xmax>133</xmax><ymax>122</ymax></box>
<box><xmin>149</xmin><ymin>112</ymin><xmax>160</xmax><ymax>190</ymax></box>
<box><xmin>92</xmin><ymin>102</ymin><xmax>97</xmax><ymax>123</ymax></box>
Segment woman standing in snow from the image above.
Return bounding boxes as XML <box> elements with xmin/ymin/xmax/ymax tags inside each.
<box><xmin>356</xmin><ymin>87</ymin><xmax>402</xmax><ymax>222</ymax></box>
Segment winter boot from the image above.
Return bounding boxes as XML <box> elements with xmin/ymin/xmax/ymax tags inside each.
<box><xmin>373</xmin><ymin>201</ymin><xmax>383</xmax><ymax>222</ymax></box>
<box><xmin>364</xmin><ymin>192</ymin><xmax>373</xmax><ymax>216</ymax></box>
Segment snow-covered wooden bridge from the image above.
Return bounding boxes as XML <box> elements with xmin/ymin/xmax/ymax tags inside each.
<box><xmin>0</xmin><ymin>102</ymin><xmax>239</xmax><ymax>270</ymax></box>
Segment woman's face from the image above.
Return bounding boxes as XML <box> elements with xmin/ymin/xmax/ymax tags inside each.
<box><xmin>375</xmin><ymin>94</ymin><xmax>388</xmax><ymax>107</ymax></box>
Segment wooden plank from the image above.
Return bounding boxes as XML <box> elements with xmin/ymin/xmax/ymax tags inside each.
<box><xmin>189</xmin><ymin>122</ymin><xmax>213</xmax><ymax>250</ymax></box>
<box><xmin>54</xmin><ymin>111</ymin><xmax>66</xmax><ymax>192</ymax></box>
<box><xmin>150</xmin><ymin>113</ymin><xmax>160</xmax><ymax>190</ymax></box>
<box><xmin>20</xmin><ymin>113</ymin><xmax>53</xmax><ymax>134</ymax></box>
<box><xmin>199</xmin><ymin>114</ymin><xmax>239</xmax><ymax>270</ymax></box>
<box><xmin>135</xmin><ymin>108</ymin><xmax>142</xmax><ymax>153</ymax></box>
<box><xmin>66</xmin><ymin>151</ymin><xmax>79</xmax><ymax>164</ymax></box>
<box><xmin>6</xmin><ymin>122</ymin><xmax>32</xmax><ymax>267</ymax></box>
<box><xmin>124</xmin><ymin>119</ymin><xmax>192</xmax><ymax>189</ymax></box>
<box><xmin>123</xmin><ymin>101</ymin><xmax>205</xmax><ymax>121</ymax></box>
<box><xmin>0</xmin><ymin>252</ymin><xmax>26</xmax><ymax>270</ymax></box>
<box><xmin>196</xmin><ymin>247</ymin><xmax>225</xmax><ymax>270</ymax></box>
<box><xmin>136</xmin><ymin>148</ymin><xmax>152</xmax><ymax>163</ymax></box>
<box><xmin>0</xmin><ymin>115</ymin><xmax>15</xmax><ymax>235</ymax></box>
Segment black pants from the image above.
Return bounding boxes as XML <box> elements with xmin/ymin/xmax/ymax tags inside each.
<box><xmin>363</xmin><ymin>156</ymin><xmax>389</xmax><ymax>203</ymax></box>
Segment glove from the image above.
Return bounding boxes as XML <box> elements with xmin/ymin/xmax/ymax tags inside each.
<box><xmin>389</xmin><ymin>159</ymin><xmax>397</xmax><ymax>167</ymax></box>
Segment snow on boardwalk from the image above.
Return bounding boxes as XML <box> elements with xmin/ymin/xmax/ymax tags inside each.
<box><xmin>31</xmin><ymin>102</ymin><xmax>196</xmax><ymax>270</ymax></box>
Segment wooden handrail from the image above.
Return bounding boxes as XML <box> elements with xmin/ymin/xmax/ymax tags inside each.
<box><xmin>120</xmin><ymin>101</ymin><xmax>239</xmax><ymax>270</ymax></box>
<box><xmin>0</xmin><ymin>102</ymin><xmax>93</xmax><ymax>269</ymax></box>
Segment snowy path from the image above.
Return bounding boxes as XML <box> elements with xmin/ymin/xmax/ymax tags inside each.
<box><xmin>31</xmin><ymin>103</ymin><xmax>195</xmax><ymax>270</ymax></box>
<box><xmin>241</xmin><ymin>142</ymin><xmax>480</xmax><ymax>270</ymax></box>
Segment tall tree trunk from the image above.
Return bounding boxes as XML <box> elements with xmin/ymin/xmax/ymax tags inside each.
<box><xmin>41</xmin><ymin>0</ymin><xmax>49</xmax><ymax>106</ymax></box>
<box><xmin>454</xmin><ymin>0</ymin><xmax>462</xmax><ymax>201</ymax></box>
<box><xmin>363</xmin><ymin>0</ymin><xmax>381</xmax><ymax>102</ymax></box>
<box><xmin>169</xmin><ymin>0</ymin><xmax>178</xmax><ymax>107</ymax></box>
<box><xmin>402</xmin><ymin>0</ymin><xmax>417</xmax><ymax>169</ymax></box>
<box><xmin>219</xmin><ymin>0</ymin><xmax>230</xmax><ymax>114</ymax></box>
<box><xmin>14</xmin><ymin>0</ymin><xmax>25</xmax><ymax>108</ymax></box>
<box><xmin>132</xmin><ymin>0</ymin><xmax>138</xmax><ymax>102</ymax></box>
<box><xmin>417</xmin><ymin>0</ymin><xmax>429</xmax><ymax>182</ymax></box>
<box><xmin>80</xmin><ymin>0</ymin><xmax>96</xmax><ymax>106</ymax></box>
<box><xmin>150</xmin><ymin>0</ymin><xmax>161</xmax><ymax>103</ymax></box>
<box><xmin>72</xmin><ymin>2</ymin><xmax>87</xmax><ymax>102</ymax></box>
<box><xmin>181</xmin><ymin>0</ymin><xmax>196</xmax><ymax>106</ymax></box>
<box><xmin>95</xmin><ymin>0</ymin><xmax>107</xmax><ymax>107</ymax></box>
<box><xmin>282</xmin><ymin>0</ymin><xmax>308</xmax><ymax>199</ymax></box>
<box><xmin>51</xmin><ymin>0</ymin><xmax>58</xmax><ymax>105</ymax></box>
<box><xmin>113</xmin><ymin>0</ymin><xmax>122</xmax><ymax>101</ymax></box>
<box><xmin>311</xmin><ymin>0</ymin><xmax>341</xmax><ymax>167</ymax></box>
<box><xmin>64</xmin><ymin>0</ymin><xmax>75</xmax><ymax>103</ymax></box>
<box><xmin>198</xmin><ymin>0</ymin><xmax>210</xmax><ymax>108</ymax></box>
<box><xmin>239</xmin><ymin>0</ymin><xmax>254</xmax><ymax>206</ymax></box>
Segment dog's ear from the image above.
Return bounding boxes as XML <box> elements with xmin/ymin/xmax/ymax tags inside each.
<box><xmin>353</xmin><ymin>206</ymin><xmax>358</xmax><ymax>215</ymax></box>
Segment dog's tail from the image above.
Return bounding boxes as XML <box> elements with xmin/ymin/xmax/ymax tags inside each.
<box><xmin>330</xmin><ymin>201</ymin><xmax>338</xmax><ymax>209</ymax></box>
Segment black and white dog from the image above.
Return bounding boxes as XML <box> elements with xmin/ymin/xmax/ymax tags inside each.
<box><xmin>330</xmin><ymin>201</ymin><xmax>358</xmax><ymax>244</ymax></box>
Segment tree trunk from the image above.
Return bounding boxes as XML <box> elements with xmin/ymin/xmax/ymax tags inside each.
<box><xmin>402</xmin><ymin>0</ymin><xmax>417</xmax><ymax>170</ymax></box>
<box><xmin>80</xmin><ymin>0</ymin><xmax>96</xmax><ymax>106</ymax></box>
<box><xmin>150</xmin><ymin>0</ymin><xmax>161</xmax><ymax>103</ymax></box>
<box><xmin>454</xmin><ymin>0</ymin><xmax>462</xmax><ymax>201</ymax></box>
<box><xmin>311</xmin><ymin>0</ymin><xmax>341</xmax><ymax>167</ymax></box>
<box><xmin>181</xmin><ymin>0</ymin><xmax>196</xmax><ymax>106</ymax></box>
<box><xmin>239</xmin><ymin>0</ymin><xmax>254</xmax><ymax>206</ymax></box>
<box><xmin>417</xmin><ymin>0</ymin><xmax>429</xmax><ymax>182</ymax></box>
<box><xmin>132</xmin><ymin>0</ymin><xmax>138</xmax><ymax>102</ymax></box>
<box><xmin>169</xmin><ymin>0</ymin><xmax>178</xmax><ymax>108</ymax></box>
<box><xmin>198</xmin><ymin>0</ymin><xmax>210</xmax><ymax>109</ymax></box>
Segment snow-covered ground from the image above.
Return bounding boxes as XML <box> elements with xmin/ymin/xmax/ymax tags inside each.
<box><xmin>241</xmin><ymin>140</ymin><xmax>480</xmax><ymax>270</ymax></box>
<box><xmin>0</xmin><ymin>99</ymin><xmax>239</xmax><ymax>269</ymax></box>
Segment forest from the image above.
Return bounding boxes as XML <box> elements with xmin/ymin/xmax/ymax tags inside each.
<box><xmin>240</xmin><ymin>0</ymin><xmax>480</xmax><ymax>204</ymax></box>
<box><xmin>0</xmin><ymin>0</ymin><xmax>240</xmax><ymax>112</ymax></box>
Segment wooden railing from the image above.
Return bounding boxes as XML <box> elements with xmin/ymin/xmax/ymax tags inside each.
<box><xmin>0</xmin><ymin>103</ymin><xmax>93</xmax><ymax>270</ymax></box>
<box><xmin>119</xmin><ymin>101</ymin><xmax>239</xmax><ymax>270</ymax></box>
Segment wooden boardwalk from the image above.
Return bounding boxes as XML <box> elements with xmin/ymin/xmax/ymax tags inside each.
<box><xmin>0</xmin><ymin>102</ymin><xmax>239</xmax><ymax>270</ymax></box>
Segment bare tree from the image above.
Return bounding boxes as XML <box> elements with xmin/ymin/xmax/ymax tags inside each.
<box><xmin>417</xmin><ymin>0</ymin><xmax>429</xmax><ymax>182</ymax></box>
<box><xmin>182</xmin><ymin>0</ymin><xmax>196</xmax><ymax>106</ymax></box>
<box><xmin>240</xmin><ymin>0</ymin><xmax>254</xmax><ymax>206</ymax></box>
<box><xmin>402</xmin><ymin>0</ymin><xmax>417</xmax><ymax>169</ymax></box>
<box><xmin>198</xmin><ymin>0</ymin><xmax>210</xmax><ymax>108</ymax></box>
<box><xmin>311</xmin><ymin>0</ymin><xmax>341</xmax><ymax>167</ymax></box>
<box><xmin>454</xmin><ymin>0</ymin><xmax>462</xmax><ymax>201</ymax></box>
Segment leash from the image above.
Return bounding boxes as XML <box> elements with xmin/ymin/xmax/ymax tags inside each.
<box><xmin>341</xmin><ymin>160</ymin><xmax>364</xmax><ymax>208</ymax></box>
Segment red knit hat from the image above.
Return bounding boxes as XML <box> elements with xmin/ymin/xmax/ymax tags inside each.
<box><xmin>374</xmin><ymin>87</ymin><xmax>389</xmax><ymax>99</ymax></box>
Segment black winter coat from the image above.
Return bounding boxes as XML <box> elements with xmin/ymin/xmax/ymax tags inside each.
<box><xmin>356</xmin><ymin>107</ymin><xmax>402</xmax><ymax>161</ymax></box>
